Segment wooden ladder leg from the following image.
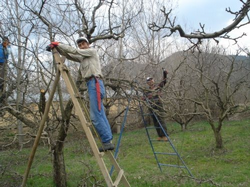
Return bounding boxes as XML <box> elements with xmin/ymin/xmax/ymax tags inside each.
<box><xmin>53</xmin><ymin>49</ymin><xmax>131</xmax><ymax>187</ymax></box>
<box><xmin>21</xmin><ymin>70</ymin><xmax>61</xmax><ymax>187</ymax></box>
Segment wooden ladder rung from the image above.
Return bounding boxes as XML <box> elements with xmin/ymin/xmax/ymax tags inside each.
<box><xmin>99</xmin><ymin>152</ymin><xmax>105</xmax><ymax>157</ymax></box>
<box><xmin>113</xmin><ymin>169</ymin><xmax>124</xmax><ymax>187</ymax></box>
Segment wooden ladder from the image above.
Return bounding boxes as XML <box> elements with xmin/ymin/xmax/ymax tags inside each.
<box><xmin>21</xmin><ymin>48</ymin><xmax>130</xmax><ymax>187</ymax></box>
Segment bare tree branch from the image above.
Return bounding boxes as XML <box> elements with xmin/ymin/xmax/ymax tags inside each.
<box><xmin>148</xmin><ymin>0</ymin><xmax>250</xmax><ymax>46</ymax></box>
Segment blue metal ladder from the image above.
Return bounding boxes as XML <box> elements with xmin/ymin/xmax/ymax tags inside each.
<box><xmin>138</xmin><ymin>96</ymin><xmax>194</xmax><ymax>177</ymax></box>
<box><xmin>110</xmin><ymin>87</ymin><xmax>133</xmax><ymax>176</ymax></box>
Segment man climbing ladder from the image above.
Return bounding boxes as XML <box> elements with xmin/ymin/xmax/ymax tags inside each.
<box><xmin>139</xmin><ymin>69</ymin><xmax>193</xmax><ymax>177</ymax></box>
<box><xmin>21</xmin><ymin>42</ymin><xmax>130</xmax><ymax>187</ymax></box>
<box><xmin>144</xmin><ymin>68</ymin><xmax>168</xmax><ymax>141</ymax></box>
<box><xmin>49</xmin><ymin>37</ymin><xmax>114</xmax><ymax>152</ymax></box>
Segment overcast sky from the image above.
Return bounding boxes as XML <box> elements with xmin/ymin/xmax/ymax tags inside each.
<box><xmin>173</xmin><ymin>0</ymin><xmax>250</xmax><ymax>54</ymax></box>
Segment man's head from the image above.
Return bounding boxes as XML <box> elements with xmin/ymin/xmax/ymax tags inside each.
<box><xmin>2</xmin><ymin>37</ymin><xmax>10</xmax><ymax>48</ymax></box>
<box><xmin>146</xmin><ymin>77</ymin><xmax>154</xmax><ymax>86</ymax></box>
<box><xmin>76</xmin><ymin>37</ymin><xmax>89</xmax><ymax>49</ymax></box>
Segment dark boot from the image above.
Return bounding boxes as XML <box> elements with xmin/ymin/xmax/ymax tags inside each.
<box><xmin>99</xmin><ymin>142</ymin><xmax>115</xmax><ymax>152</ymax></box>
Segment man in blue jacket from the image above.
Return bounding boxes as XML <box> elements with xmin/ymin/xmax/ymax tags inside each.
<box><xmin>0</xmin><ymin>37</ymin><xmax>10</xmax><ymax>93</ymax></box>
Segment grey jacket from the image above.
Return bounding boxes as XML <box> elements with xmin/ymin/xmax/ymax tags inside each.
<box><xmin>57</xmin><ymin>44</ymin><xmax>103</xmax><ymax>79</ymax></box>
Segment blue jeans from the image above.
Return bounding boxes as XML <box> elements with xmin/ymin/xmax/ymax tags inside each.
<box><xmin>87</xmin><ymin>78</ymin><xmax>113</xmax><ymax>143</ymax></box>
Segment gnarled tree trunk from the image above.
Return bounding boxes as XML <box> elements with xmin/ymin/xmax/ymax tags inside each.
<box><xmin>53</xmin><ymin>140</ymin><xmax>67</xmax><ymax>187</ymax></box>
<box><xmin>214</xmin><ymin>128</ymin><xmax>223</xmax><ymax>149</ymax></box>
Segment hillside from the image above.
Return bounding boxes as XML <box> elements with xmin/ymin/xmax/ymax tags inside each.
<box><xmin>103</xmin><ymin>51</ymin><xmax>250</xmax><ymax>83</ymax></box>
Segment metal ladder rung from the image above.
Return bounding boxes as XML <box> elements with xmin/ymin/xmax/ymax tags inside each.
<box><xmin>142</xmin><ymin>113</ymin><xmax>153</xmax><ymax>116</ymax></box>
<box><xmin>150</xmin><ymin>139</ymin><xmax>168</xmax><ymax>142</ymax></box>
<box><xmin>145</xmin><ymin>126</ymin><xmax>160</xmax><ymax>130</ymax></box>
<box><xmin>138</xmin><ymin>95</ymin><xmax>193</xmax><ymax>177</ymax></box>
<box><xmin>154</xmin><ymin>152</ymin><xmax>177</xmax><ymax>156</ymax></box>
<box><xmin>159</xmin><ymin>163</ymin><xmax>186</xmax><ymax>168</ymax></box>
<box><xmin>150</xmin><ymin>139</ymin><xmax>158</xmax><ymax>142</ymax></box>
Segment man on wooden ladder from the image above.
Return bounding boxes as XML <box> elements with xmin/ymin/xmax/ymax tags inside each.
<box><xmin>48</xmin><ymin>37</ymin><xmax>114</xmax><ymax>152</ymax></box>
<box><xmin>145</xmin><ymin>68</ymin><xmax>168</xmax><ymax>141</ymax></box>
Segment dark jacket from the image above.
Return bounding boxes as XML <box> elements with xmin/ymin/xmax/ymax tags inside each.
<box><xmin>145</xmin><ymin>70</ymin><xmax>168</xmax><ymax>102</ymax></box>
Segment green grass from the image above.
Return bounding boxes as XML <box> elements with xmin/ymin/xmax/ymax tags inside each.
<box><xmin>0</xmin><ymin>119</ymin><xmax>250</xmax><ymax>186</ymax></box>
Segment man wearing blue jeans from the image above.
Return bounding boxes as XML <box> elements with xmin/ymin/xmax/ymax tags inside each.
<box><xmin>49</xmin><ymin>37</ymin><xmax>114</xmax><ymax>152</ymax></box>
<box><xmin>87</xmin><ymin>77</ymin><xmax>113</xmax><ymax>144</ymax></box>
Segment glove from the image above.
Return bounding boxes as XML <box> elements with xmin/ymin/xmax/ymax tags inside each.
<box><xmin>46</xmin><ymin>45</ymin><xmax>52</xmax><ymax>52</ymax></box>
<box><xmin>50</xmin><ymin>41</ymin><xmax>59</xmax><ymax>48</ymax></box>
<box><xmin>162</xmin><ymin>68</ymin><xmax>168</xmax><ymax>74</ymax></box>
<box><xmin>163</xmin><ymin>68</ymin><xmax>168</xmax><ymax>80</ymax></box>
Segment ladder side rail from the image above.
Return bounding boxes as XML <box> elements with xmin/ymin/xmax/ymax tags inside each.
<box><xmin>63</xmin><ymin>65</ymin><xmax>92</xmax><ymax>122</ymax></box>
<box><xmin>144</xmin><ymin>97</ymin><xmax>194</xmax><ymax>177</ymax></box>
<box><xmin>21</xmin><ymin>70</ymin><xmax>61</xmax><ymax>187</ymax></box>
<box><xmin>144</xmin><ymin>97</ymin><xmax>169</xmax><ymax>139</ymax></box>
<box><xmin>62</xmin><ymin>68</ymin><xmax>132</xmax><ymax>185</ymax></box>
<box><xmin>110</xmin><ymin>87</ymin><xmax>133</xmax><ymax>176</ymax></box>
<box><xmin>62</xmin><ymin>62</ymin><xmax>131</xmax><ymax>185</ymax></box>
<box><xmin>149</xmin><ymin>99</ymin><xmax>194</xmax><ymax>176</ymax></box>
<box><xmin>114</xmin><ymin>91</ymin><xmax>133</xmax><ymax>159</ymax></box>
<box><xmin>142</xmin><ymin>94</ymin><xmax>194</xmax><ymax>177</ymax></box>
<box><xmin>55</xmin><ymin>54</ymin><xmax>114</xmax><ymax>187</ymax></box>
<box><xmin>138</xmin><ymin>98</ymin><xmax>163</xmax><ymax>172</ymax></box>
<box><xmin>23</xmin><ymin>49</ymin><xmax>131</xmax><ymax>187</ymax></box>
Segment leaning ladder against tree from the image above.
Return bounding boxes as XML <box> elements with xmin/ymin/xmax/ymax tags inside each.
<box><xmin>21</xmin><ymin>48</ymin><xmax>130</xmax><ymax>187</ymax></box>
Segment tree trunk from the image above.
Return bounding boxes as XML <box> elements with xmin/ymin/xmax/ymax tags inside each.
<box><xmin>53</xmin><ymin>141</ymin><xmax>67</xmax><ymax>187</ymax></box>
<box><xmin>52</xmin><ymin>122</ymin><xmax>69</xmax><ymax>187</ymax></box>
<box><xmin>214</xmin><ymin>128</ymin><xmax>223</xmax><ymax>149</ymax></box>
<box><xmin>15</xmin><ymin>0</ymin><xmax>25</xmax><ymax>149</ymax></box>
<box><xmin>52</xmin><ymin>100</ymin><xmax>73</xmax><ymax>186</ymax></box>
<box><xmin>181</xmin><ymin>124</ymin><xmax>186</xmax><ymax>131</ymax></box>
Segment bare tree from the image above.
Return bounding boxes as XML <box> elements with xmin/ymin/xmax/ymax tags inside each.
<box><xmin>161</xmin><ymin>53</ymin><xmax>198</xmax><ymax>130</ymax></box>
<box><xmin>187</xmin><ymin>46</ymin><xmax>250</xmax><ymax>148</ymax></box>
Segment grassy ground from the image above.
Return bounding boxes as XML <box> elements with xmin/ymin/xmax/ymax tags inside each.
<box><xmin>0</xmin><ymin>119</ymin><xmax>250</xmax><ymax>187</ymax></box>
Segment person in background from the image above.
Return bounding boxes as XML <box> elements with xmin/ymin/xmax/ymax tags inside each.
<box><xmin>145</xmin><ymin>69</ymin><xmax>168</xmax><ymax>141</ymax></box>
<box><xmin>0</xmin><ymin>37</ymin><xmax>10</xmax><ymax>93</ymax></box>
<box><xmin>48</xmin><ymin>37</ymin><xmax>114</xmax><ymax>152</ymax></box>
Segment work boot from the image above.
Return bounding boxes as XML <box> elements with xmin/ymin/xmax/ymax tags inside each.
<box><xmin>99</xmin><ymin>142</ymin><xmax>115</xmax><ymax>152</ymax></box>
<box><xmin>161</xmin><ymin>136</ymin><xmax>168</xmax><ymax>141</ymax></box>
<box><xmin>157</xmin><ymin>137</ymin><xmax>162</xmax><ymax>141</ymax></box>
